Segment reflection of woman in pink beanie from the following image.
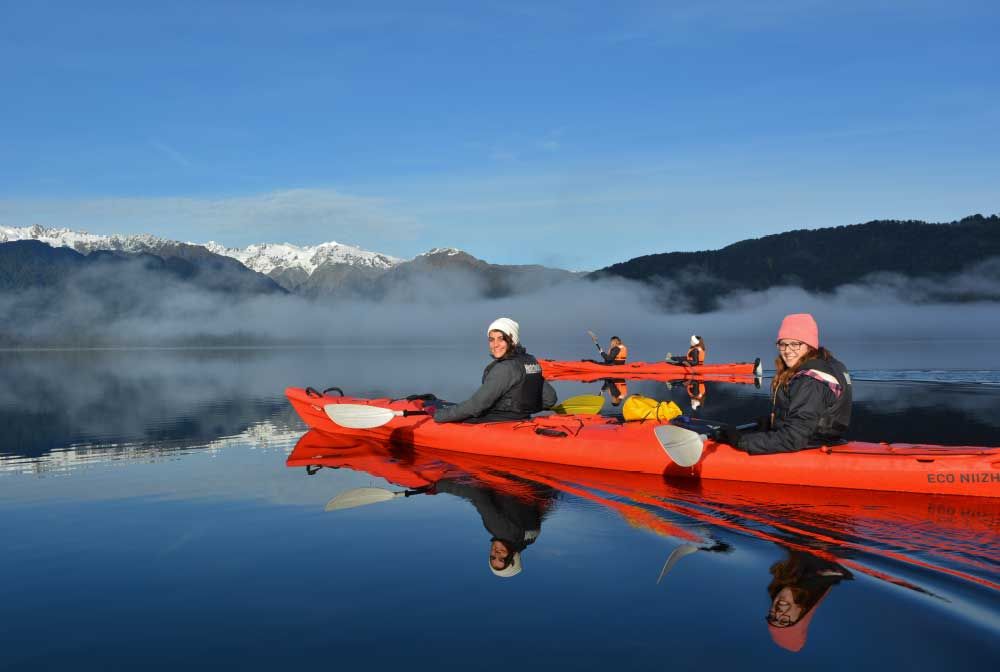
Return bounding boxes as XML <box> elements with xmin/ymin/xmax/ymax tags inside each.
<box><xmin>714</xmin><ymin>313</ymin><xmax>853</xmax><ymax>455</ymax></box>
<box><xmin>766</xmin><ymin>550</ymin><xmax>853</xmax><ymax>652</ymax></box>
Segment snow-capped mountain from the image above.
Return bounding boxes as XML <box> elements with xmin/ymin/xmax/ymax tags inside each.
<box><xmin>203</xmin><ymin>240</ymin><xmax>400</xmax><ymax>275</ymax></box>
<box><xmin>1</xmin><ymin>224</ymin><xmax>576</xmax><ymax>300</ymax></box>
<box><xmin>1</xmin><ymin>224</ymin><xmax>401</xmax><ymax>284</ymax></box>
<box><xmin>0</xmin><ymin>223</ymin><xmax>170</xmax><ymax>254</ymax></box>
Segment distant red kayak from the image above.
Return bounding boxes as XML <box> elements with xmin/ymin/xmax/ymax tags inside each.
<box><xmin>286</xmin><ymin>387</ymin><xmax>1000</xmax><ymax>497</ymax></box>
<box><xmin>539</xmin><ymin>358</ymin><xmax>762</xmax><ymax>379</ymax></box>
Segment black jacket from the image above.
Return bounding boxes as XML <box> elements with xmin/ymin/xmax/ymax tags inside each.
<box><xmin>434</xmin><ymin>345</ymin><xmax>558</xmax><ymax>423</ymax></box>
<box><xmin>739</xmin><ymin>356</ymin><xmax>852</xmax><ymax>455</ymax></box>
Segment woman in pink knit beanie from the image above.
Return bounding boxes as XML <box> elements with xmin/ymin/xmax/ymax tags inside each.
<box><xmin>716</xmin><ymin>313</ymin><xmax>853</xmax><ymax>455</ymax></box>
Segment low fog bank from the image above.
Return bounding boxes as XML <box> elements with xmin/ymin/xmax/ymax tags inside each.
<box><xmin>2</xmin><ymin>260</ymin><xmax>1000</xmax><ymax>368</ymax></box>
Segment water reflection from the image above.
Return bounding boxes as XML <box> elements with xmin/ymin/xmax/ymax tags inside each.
<box><xmin>3</xmin><ymin>347</ymin><xmax>999</xmax><ymax>668</ymax></box>
<box><xmin>289</xmin><ymin>428</ymin><xmax>999</xmax><ymax>651</ymax></box>
<box><xmin>599</xmin><ymin>378</ymin><xmax>627</xmax><ymax>408</ymax></box>
<box><xmin>766</xmin><ymin>550</ymin><xmax>853</xmax><ymax>652</ymax></box>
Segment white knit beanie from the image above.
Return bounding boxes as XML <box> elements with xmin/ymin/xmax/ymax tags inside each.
<box><xmin>690</xmin><ymin>334</ymin><xmax>701</xmax><ymax>346</ymax></box>
<box><xmin>489</xmin><ymin>551</ymin><xmax>522</xmax><ymax>578</ymax></box>
<box><xmin>487</xmin><ymin>317</ymin><xmax>520</xmax><ymax>345</ymax></box>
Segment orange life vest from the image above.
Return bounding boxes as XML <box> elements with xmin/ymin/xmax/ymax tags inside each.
<box><xmin>687</xmin><ymin>344</ymin><xmax>705</xmax><ymax>365</ymax></box>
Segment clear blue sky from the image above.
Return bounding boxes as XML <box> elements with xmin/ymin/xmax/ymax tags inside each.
<box><xmin>1</xmin><ymin>1</ymin><xmax>997</xmax><ymax>270</ymax></box>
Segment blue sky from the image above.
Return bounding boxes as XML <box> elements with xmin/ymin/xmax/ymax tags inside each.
<box><xmin>1</xmin><ymin>0</ymin><xmax>997</xmax><ymax>270</ymax></box>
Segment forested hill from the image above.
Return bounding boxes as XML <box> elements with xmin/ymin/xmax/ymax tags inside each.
<box><xmin>590</xmin><ymin>214</ymin><xmax>1000</xmax><ymax>311</ymax></box>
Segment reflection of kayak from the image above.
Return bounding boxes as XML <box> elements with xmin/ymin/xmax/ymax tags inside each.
<box><xmin>287</xmin><ymin>430</ymin><xmax>702</xmax><ymax>543</ymax></box>
<box><xmin>286</xmin><ymin>388</ymin><xmax>1000</xmax><ymax>497</ymax></box>
<box><xmin>539</xmin><ymin>358</ymin><xmax>762</xmax><ymax>379</ymax></box>
<box><xmin>289</xmin><ymin>430</ymin><xmax>1000</xmax><ymax>591</ymax></box>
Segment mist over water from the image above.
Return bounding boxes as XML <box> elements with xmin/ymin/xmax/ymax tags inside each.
<box><xmin>3</xmin><ymin>260</ymin><xmax>1000</xmax><ymax>367</ymax></box>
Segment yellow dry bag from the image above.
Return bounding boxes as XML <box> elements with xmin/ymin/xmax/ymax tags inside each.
<box><xmin>621</xmin><ymin>395</ymin><xmax>683</xmax><ymax>423</ymax></box>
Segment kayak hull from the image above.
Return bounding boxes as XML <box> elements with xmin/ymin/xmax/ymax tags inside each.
<box><xmin>539</xmin><ymin>358</ymin><xmax>762</xmax><ymax>379</ymax></box>
<box><xmin>286</xmin><ymin>388</ymin><xmax>1000</xmax><ymax>497</ymax></box>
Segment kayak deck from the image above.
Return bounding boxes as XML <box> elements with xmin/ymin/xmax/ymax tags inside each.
<box><xmin>286</xmin><ymin>388</ymin><xmax>1000</xmax><ymax>497</ymax></box>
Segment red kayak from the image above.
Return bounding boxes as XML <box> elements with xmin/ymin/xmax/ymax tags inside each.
<box><xmin>539</xmin><ymin>358</ymin><xmax>762</xmax><ymax>379</ymax></box>
<box><xmin>286</xmin><ymin>387</ymin><xmax>1000</xmax><ymax>497</ymax></box>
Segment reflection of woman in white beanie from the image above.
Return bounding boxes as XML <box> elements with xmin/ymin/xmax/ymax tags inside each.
<box><xmin>432</xmin><ymin>317</ymin><xmax>558</xmax><ymax>424</ymax></box>
<box><xmin>431</xmin><ymin>477</ymin><xmax>556</xmax><ymax>579</ymax></box>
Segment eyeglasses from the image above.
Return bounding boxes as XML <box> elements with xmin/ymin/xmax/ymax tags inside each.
<box><xmin>776</xmin><ymin>340</ymin><xmax>806</xmax><ymax>352</ymax></box>
<box><xmin>767</xmin><ymin>598</ymin><xmax>797</xmax><ymax>627</ymax></box>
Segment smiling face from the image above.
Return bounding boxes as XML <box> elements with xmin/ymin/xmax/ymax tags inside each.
<box><xmin>768</xmin><ymin>586</ymin><xmax>804</xmax><ymax>627</ymax></box>
<box><xmin>776</xmin><ymin>339</ymin><xmax>808</xmax><ymax>368</ymax></box>
<box><xmin>490</xmin><ymin>540</ymin><xmax>511</xmax><ymax>569</ymax></box>
<box><xmin>488</xmin><ymin>330</ymin><xmax>510</xmax><ymax>359</ymax></box>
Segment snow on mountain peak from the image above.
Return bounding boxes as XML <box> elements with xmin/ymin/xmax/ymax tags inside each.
<box><xmin>0</xmin><ymin>223</ymin><xmax>170</xmax><ymax>253</ymax></box>
<box><xmin>421</xmin><ymin>247</ymin><xmax>465</xmax><ymax>257</ymax></box>
<box><xmin>205</xmin><ymin>240</ymin><xmax>401</xmax><ymax>275</ymax></box>
<box><xmin>0</xmin><ymin>224</ymin><xmax>401</xmax><ymax>276</ymax></box>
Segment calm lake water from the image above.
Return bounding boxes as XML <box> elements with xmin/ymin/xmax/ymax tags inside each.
<box><xmin>1</xmin><ymin>344</ymin><xmax>998</xmax><ymax>670</ymax></box>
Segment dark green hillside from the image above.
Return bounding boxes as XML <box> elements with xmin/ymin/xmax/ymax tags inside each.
<box><xmin>591</xmin><ymin>215</ymin><xmax>1000</xmax><ymax>310</ymax></box>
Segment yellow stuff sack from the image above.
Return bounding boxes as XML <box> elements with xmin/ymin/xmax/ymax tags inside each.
<box><xmin>621</xmin><ymin>395</ymin><xmax>683</xmax><ymax>423</ymax></box>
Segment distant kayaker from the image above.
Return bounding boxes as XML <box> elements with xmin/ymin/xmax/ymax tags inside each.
<box><xmin>432</xmin><ymin>317</ymin><xmax>558</xmax><ymax>423</ymax></box>
<box><xmin>667</xmin><ymin>335</ymin><xmax>706</xmax><ymax>365</ymax></box>
<box><xmin>717</xmin><ymin>313</ymin><xmax>852</xmax><ymax>454</ymax></box>
<box><xmin>766</xmin><ymin>549</ymin><xmax>853</xmax><ymax>652</ymax></box>
<box><xmin>589</xmin><ymin>331</ymin><xmax>628</xmax><ymax>364</ymax></box>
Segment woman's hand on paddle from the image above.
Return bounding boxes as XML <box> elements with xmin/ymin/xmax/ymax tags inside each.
<box><xmin>716</xmin><ymin>425</ymin><xmax>743</xmax><ymax>447</ymax></box>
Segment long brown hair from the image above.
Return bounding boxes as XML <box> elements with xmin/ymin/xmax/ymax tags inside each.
<box><xmin>767</xmin><ymin>554</ymin><xmax>829</xmax><ymax>617</ymax></box>
<box><xmin>771</xmin><ymin>346</ymin><xmax>834</xmax><ymax>396</ymax></box>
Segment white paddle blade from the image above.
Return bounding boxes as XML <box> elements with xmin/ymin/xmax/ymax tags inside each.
<box><xmin>325</xmin><ymin>487</ymin><xmax>401</xmax><ymax>511</ymax></box>
<box><xmin>656</xmin><ymin>543</ymin><xmax>700</xmax><ymax>584</ymax></box>
<box><xmin>325</xmin><ymin>403</ymin><xmax>397</xmax><ymax>429</ymax></box>
<box><xmin>654</xmin><ymin>424</ymin><xmax>707</xmax><ymax>467</ymax></box>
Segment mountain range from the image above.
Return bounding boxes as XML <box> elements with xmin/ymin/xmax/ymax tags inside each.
<box><xmin>2</xmin><ymin>214</ymin><xmax>999</xmax><ymax>312</ymax></box>
<box><xmin>0</xmin><ymin>224</ymin><xmax>577</xmax><ymax>299</ymax></box>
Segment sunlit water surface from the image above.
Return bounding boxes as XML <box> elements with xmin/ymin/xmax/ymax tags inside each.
<box><xmin>1</xmin><ymin>344</ymin><xmax>998</xmax><ymax>670</ymax></box>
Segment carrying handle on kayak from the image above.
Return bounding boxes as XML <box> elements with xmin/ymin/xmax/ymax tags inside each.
<box><xmin>535</xmin><ymin>427</ymin><xmax>568</xmax><ymax>438</ymax></box>
<box><xmin>306</xmin><ymin>387</ymin><xmax>322</xmax><ymax>398</ymax></box>
<box><xmin>323</xmin><ymin>387</ymin><xmax>345</xmax><ymax>397</ymax></box>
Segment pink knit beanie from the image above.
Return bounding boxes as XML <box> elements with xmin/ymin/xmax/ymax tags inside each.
<box><xmin>777</xmin><ymin>314</ymin><xmax>819</xmax><ymax>349</ymax></box>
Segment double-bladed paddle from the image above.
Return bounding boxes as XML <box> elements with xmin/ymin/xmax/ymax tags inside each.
<box><xmin>587</xmin><ymin>330</ymin><xmax>603</xmax><ymax>353</ymax></box>
<box><xmin>324</xmin><ymin>404</ymin><xmax>428</xmax><ymax>429</ymax></box>
<box><xmin>324</xmin><ymin>485</ymin><xmax>431</xmax><ymax>511</ymax></box>
<box><xmin>654</xmin><ymin>418</ymin><xmax>757</xmax><ymax>467</ymax></box>
<box><xmin>324</xmin><ymin>394</ymin><xmax>607</xmax><ymax>429</ymax></box>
